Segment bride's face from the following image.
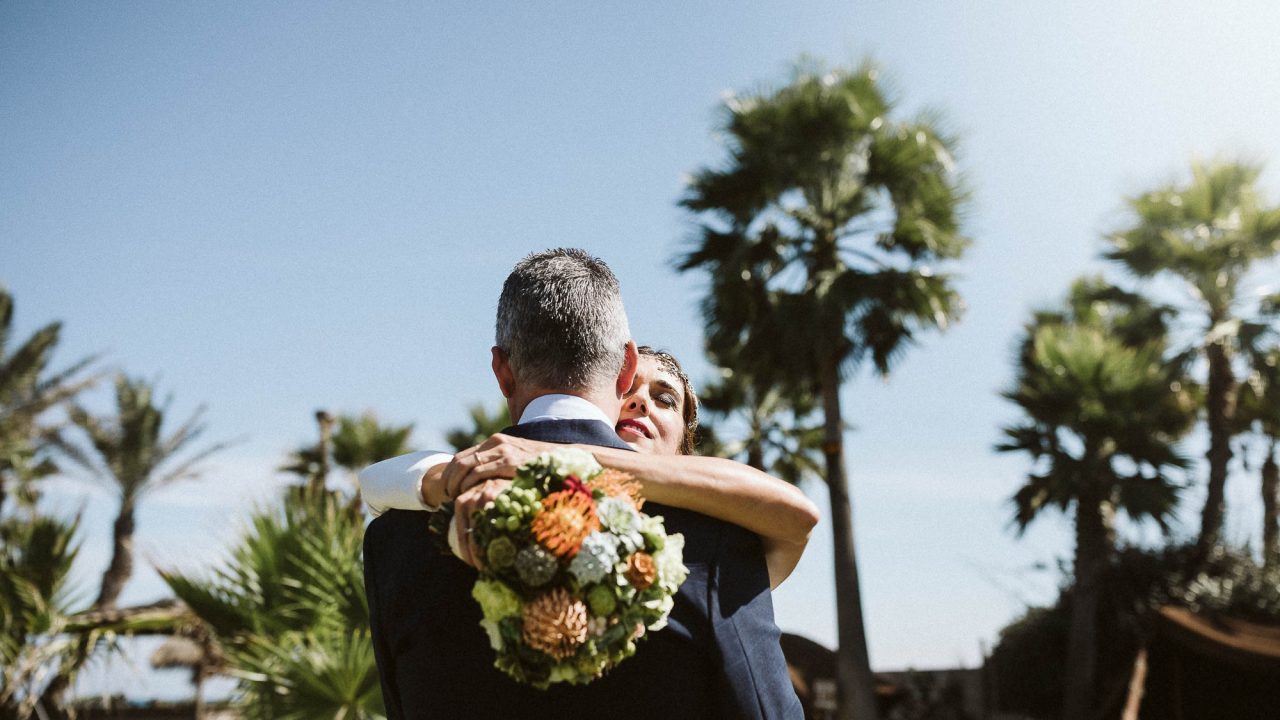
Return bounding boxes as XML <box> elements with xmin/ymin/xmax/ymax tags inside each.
<box><xmin>616</xmin><ymin>356</ymin><xmax>686</xmax><ymax>455</ymax></box>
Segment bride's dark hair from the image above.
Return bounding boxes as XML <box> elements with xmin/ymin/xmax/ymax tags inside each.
<box><xmin>636</xmin><ymin>346</ymin><xmax>698</xmax><ymax>455</ymax></box>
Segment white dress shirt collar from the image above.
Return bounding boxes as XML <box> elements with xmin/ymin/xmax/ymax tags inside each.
<box><xmin>517</xmin><ymin>393</ymin><xmax>614</xmax><ymax>426</ymax></box>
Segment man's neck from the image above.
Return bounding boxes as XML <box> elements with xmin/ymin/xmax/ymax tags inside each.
<box><xmin>510</xmin><ymin>387</ymin><xmax>621</xmax><ymax>425</ymax></box>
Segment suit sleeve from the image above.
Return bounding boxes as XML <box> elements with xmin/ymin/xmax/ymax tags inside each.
<box><xmin>364</xmin><ymin>518</ymin><xmax>405</xmax><ymax>720</ymax></box>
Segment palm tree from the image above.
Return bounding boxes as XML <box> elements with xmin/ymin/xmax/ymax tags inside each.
<box><xmin>1105</xmin><ymin>160</ymin><xmax>1280</xmax><ymax>552</ymax></box>
<box><xmin>1238</xmin><ymin>344</ymin><xmax>1280</xmax><ymax>568</ymax></box>
<box><xmin>676</xmin><ymin>60</ymin><xmax>970</xmax><ymax>719</ymax></box>
<box><xmin>331</xmin><ymin>411</ymin><xmax>414</xmax><ymax>476</ymax></box>
<box><xmin>698</xmin><ymin>361</ymin><xmax>824</xmax><ymax>484</ymax></box>
<box><xmin>68</xmin><ymin>375</ymin><xmax>228</xmax><ymax>609</ymax></box>
<box><xmin>0</xmin><ymin>511</ymin><xmax>85</xmax><ymax>719</ymax></box>
<box><xmin>445</xmin><ymin>402</ymin><xmax>511</xmax><ymax>452</ymax></box>
<box><xmin>163</xmin><ymin>486</ymin><xmax>383</xmax><ymax>718</ymax></box>
<box><xmin>997</xmin><ymin>278</ymin><xmax>1195</xmax><ymax>720</ymax></box>
<box><xmin>0</xmin><ymin>287</ymin><xmax>97</xmax><ymax>514</ymax></box>
<box><xmin>283</xmin><ymin>411</ymin><xmax>413</xmax><ymax>505</ymax></box>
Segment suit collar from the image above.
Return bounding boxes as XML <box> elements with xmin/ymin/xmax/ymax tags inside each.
<box><xmin>501</xmin><ymin>419</ymin><xmax>635</xmax><ymax>452</ymax></box>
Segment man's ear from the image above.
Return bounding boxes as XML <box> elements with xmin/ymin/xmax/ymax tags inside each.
<box><xmin>491</xmin><ymin>346</ymin><xmax>516</xmax><ymax>398</ymax></box>
<box><xmin>615</xmin><ymin>341</ymin><xmax>639</xmax><ymax>398</ymax></box>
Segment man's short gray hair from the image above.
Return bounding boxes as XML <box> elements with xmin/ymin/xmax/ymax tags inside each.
<box><xmin>495</xmin><ymin>248</ymin><xmax>631</xmax><ymax>391</ymax></box>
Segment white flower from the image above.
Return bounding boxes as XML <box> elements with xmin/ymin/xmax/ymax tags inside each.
<box><xmin>643</xmin><ymin>595</ymin><xmax>676</xmax><ymax>629</ymax></box>
<box><xmin>655</xmin><ymin>533</ymin><xmax>688</xmax><ymax>590</ymax></box>
<box><xmin>569</xmin><ymin>532</ymin><xmax>620</xmax><ymax>584</ymax></box>
<box><xmin>598</xmin><ymin>497</ymin><xmax>644</xmax><ymax>551</ymax></box>
<box><xmin>544</xmin><ymin>447</ymin><xmax>602</xmax><ymax>480</ymax></box>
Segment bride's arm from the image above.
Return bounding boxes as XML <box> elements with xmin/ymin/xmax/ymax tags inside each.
<box><xmin>358</xmin><ymin>451</ymin><xmax>454</xmax><ymax>515</ymax></box>
<box><xmin>439</xmin><ymin>435</ymin><xmax>820</xmax><ymax>588</ymax></box>
<box><xmin>582</xmin><ymin>446</ymin><xmax>819</xmax><ymax>589</ymax></box>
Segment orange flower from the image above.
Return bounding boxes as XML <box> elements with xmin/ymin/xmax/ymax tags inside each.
<box><xmin>532</xmin><ymin>489</ymin><xmax>600</xmax><ymax>558</ymax></box>
<box><xmin>587</xmin><ymin>469</ymin><xmax>645</xmax><ymax>510</ymax></box>
<box><xmin>522</xmin><ymin>587</ymin><xmax>590</xmax><ymax>660</ymax></box>
<box><xmin>623</xmin><ymin>552</ymin><xmax>657</xmax><ymax>590</ymax></box>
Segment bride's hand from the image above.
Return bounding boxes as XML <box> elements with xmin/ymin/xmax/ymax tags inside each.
<box><xmin>439</xmin><ymin>433</ymin><xmax>557</xmax><ymax>503</ymax></box>
<box><xmin>452</xmin><ymin>478</ymin><xmax>511</xmax><ymax>569</ymax></box>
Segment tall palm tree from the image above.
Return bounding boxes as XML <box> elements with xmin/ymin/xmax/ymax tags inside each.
<box><xmin>69</xmin><ymin>375</ymin><xmax>227</xmax><ymax>609</ymax></box>
<box><xmin>0</xmin><ymin>287</ymin><xmax>97</xmax><ymax>514</ymax></box>
<box><xmin>998</xmin><ymin>278</ymin><xmax>1195</xmax><ymax>720</ymax></box>
<box><xmin>1105</xmin><ymin>160</ymin><xmax>1280</xmax><ymax>552</ymax></box>
<box><xmin>676</xmin><ymin>60</ymin><xmax>970</xmax><ymax>719</ymax></box>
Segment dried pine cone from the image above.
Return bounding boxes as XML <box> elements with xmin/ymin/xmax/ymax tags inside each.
<box><xmin>521</xmin><ymin>587</ymin><xmax>590</xmax><ymax>660</ymax></box>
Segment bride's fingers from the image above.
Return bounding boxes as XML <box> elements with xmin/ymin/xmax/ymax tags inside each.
<box><xmin>457</xmin><ymin>457</ymin><xmax>520</xmax><ymax>495</ymax></box>
<box><xmin>443</xmin><ymin>449</ymin><xmax>483</xmax><ymax>501</ymax></box>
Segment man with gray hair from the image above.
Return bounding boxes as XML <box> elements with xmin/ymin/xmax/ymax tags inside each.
<box><xmin>494</xmin><ymin>247</ymin><xmax>633</xmax><ymax>393</ymax></box>
<box><xmin>363</xmin><ymin>248</ymin><xmax>801</xmax><ymax>719</ymax></box>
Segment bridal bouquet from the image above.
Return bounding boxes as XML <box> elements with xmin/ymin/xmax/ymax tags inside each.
<box><xmin>462</xmin><ymin>448</ymin><xmax>687</xmax><ymax>688</ymax></box>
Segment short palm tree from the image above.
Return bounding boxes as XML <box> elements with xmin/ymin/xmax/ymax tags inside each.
<box><xmin>1105</xmin><ymin>159</ymin><xmax>1280</xmax><ymax>552</ymax></box>
<box><xmin>163</xmin><ymin>486</ymin><xmax>383</xmax><ymax>718</ymax></box>
<box><xmin>0</xmin><ymin>511</ymin><xmax>91</xmax><ymax>718</ymax></box>
<box><xmin>445</xmin><ymin>402</ymin><xmax>511</xmax><ymax>452</ymax></box>
<box><xmin>1238</xmin><ymin>343</ymin><xmax>1280</xmax><ymax>568</ymax></box>
<box><xmin>0</xmin><ymin>287</ymin><xmax>97</xmax><ymax>514</ymax></box>
<box><xmin>283</xmin><ymin>411</ymin><xmax>413</xmax><ymax>492</ymax></box>
<box><xmin>698</xmin><ymin>361</ymin><xmax>824</xmax><ymax>484</ymax></box>
<box><xmin>998</xmin><ymin>277</ymin><xmax>1195</xmax><ymax>720</ymax></box>
<box><xmin>331</xmin><ymin>412</ymin><xmax>414</xmax><ymax>476</ymax></box>
<box><xmin>69</xmin><ymin>375</ymin><xmax>227</xmax><ymax>609</ymax></box>
<box><xmin>677</xmin><ymin>59</ymin><xmax>970</xmax><ymax>720</ymax></box>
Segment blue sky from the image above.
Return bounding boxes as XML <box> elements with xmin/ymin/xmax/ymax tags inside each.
<box><xmin>5</xmin><ymin>1</ymin><xmax>1280</xmax><ymax>700</ymax></box>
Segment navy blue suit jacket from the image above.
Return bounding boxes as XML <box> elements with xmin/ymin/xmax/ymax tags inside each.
<box><xmin>363</xmin><ymin>418</ymin><xmax>801</xmax><ymax>719</ymax></box>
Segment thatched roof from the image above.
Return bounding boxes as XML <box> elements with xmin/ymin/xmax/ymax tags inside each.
<box><xmin>1156</xmin><ymin>606</ymin><xmax>1280</xmax><ymax>674</ymax></box>
<box><xmin>150</xmin><ymin>635</ymin><xmax>206</xmax><ymax>670</ymax></box>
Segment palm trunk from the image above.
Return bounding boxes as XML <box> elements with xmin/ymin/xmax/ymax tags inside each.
<box><xmin>194</xmin><ymin>668</ymin><xmax>207</xmax><ymax>720</ymax></box>
<box><xmin>820</xmin><ymin>354</ymin><xmax>878</xmax><ymax>720</ymax></box>
<box><xmin>96</xmin><ymin>497</ymin><xmax>136</xmax><ymax>609</ymax></box>
<box><xmin>1062</xmin><ymin>484</ymin><xmax>1108</xmax><ymax>720</ymax></box>
<box><xmin>311</xmin><ymin>409</ymin><xmax>334</xmax><ymax>494</ymax></box>
<box><xmin>1198</xmin><ymin>339</ymin><xmax>1236</xmax><ymax>553</ymax></box>
<box><xmin>1262</xmin><ymin>443</ymin><xmax>1279</xmax><ymax>570</ymax></box>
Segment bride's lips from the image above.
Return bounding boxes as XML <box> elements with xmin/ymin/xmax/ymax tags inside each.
<box><xmin>616</xmin><ymin>418</ymin><xmax>652</xmax><ymax>439</ymax></box>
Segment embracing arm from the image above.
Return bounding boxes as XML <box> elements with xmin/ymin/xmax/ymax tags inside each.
<box><xmin>583</xmin><ymin>446</ymin><xmax>819</xmax><ymax>588</ymax></box>
<box><xmin>358</xmin><ymin>451</ymin><xmax>454</xmax><ymax>516</ymax></box>
<box><xmin>439</xmin><ymin>435</ymin><xmax>820</xmax><ymax>588</ymax></box>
